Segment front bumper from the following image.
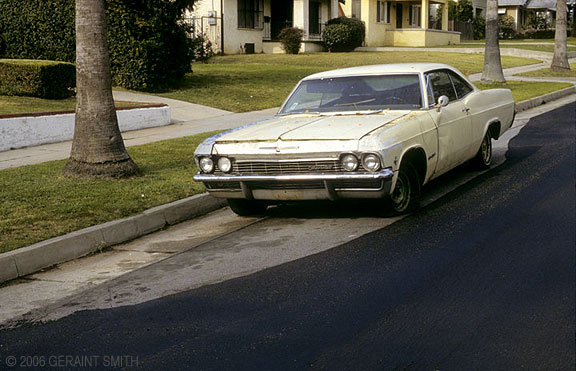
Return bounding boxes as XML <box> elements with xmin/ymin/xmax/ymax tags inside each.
<box><xmin>193</xmin><ymin>169</ymin><xmax>395</xmax><ymax>201</ymax></box>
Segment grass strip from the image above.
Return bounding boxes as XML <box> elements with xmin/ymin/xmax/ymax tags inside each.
<box><xmin>0</xmin><ymin>132</ymin><xmax>216</xmax><ymax>253</ymax></box>
<box><xmin>474</xmin><ymin>81</ymin><xmax>573</xmax><ymax>102</ymax></box>
<box><xmin>515</xmin><ymin>63</ymin><xmax>576</xmax><ymax>78</ymax></box>
<box><xmin>0</xmin><ymin>97</ymin><xmax>151</xmax><ymax>116</ymax></box>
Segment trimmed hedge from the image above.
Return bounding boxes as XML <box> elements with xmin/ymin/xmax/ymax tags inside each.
<box><xmin>0</xmin><ymin>59</ymin><xmax>75</xmax><ymax>99</ymax></box>
<box><xmin>322</xmin><ymin>17</ymin><xmax>365</xmax><ymax>52</ymax></box>
<box><xmin>0</xmin><ymin>0</ymin><xmax>192</xmax><ymax>91</ymax></box>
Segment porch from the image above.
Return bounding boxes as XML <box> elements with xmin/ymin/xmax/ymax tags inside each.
<box><xmin>341</xmin><ymin>0</ymin><xmax>460</xmax><ymax>47</ymax></box>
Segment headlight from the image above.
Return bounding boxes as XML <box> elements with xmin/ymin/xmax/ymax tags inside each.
<box><xmin>341</xmin><ymin>154</ymin><xmax>359</xmax><ymax>172</ymax></box>
<box><xmin>362</xmin><ymin>153</ymin><xmax>381</xmax><ymax>172</ymax></box>
<box><xmin>199</xmin><ymin>157</ymin><xmax>214</xmax><ymax>173</ymax></box>
<box><xmin>217</xmin><ymin>157</ymin><xmax>232</xmax><ymax>173</ymax></box>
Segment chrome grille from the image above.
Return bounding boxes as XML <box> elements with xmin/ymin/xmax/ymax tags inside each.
<box><xmin>232</xmin><ymin>160</ymin><xmax>347</xmax><ymax>175</ymax></box>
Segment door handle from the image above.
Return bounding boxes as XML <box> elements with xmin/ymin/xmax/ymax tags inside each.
<box><xmin>462</xmin><ymin>107</ymin><xmax>470</xmax><ymax>113</ymax></box>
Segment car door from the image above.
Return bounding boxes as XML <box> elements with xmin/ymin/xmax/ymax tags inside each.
<box><xmin>447</xmin><ymin>70</ymin><xmax>481</xmax><ymax>160</ymax></box>
<box><xmin>426</xmin><ymin>70</ymin><xmax>473</xmax><ymax>176</ymax></box>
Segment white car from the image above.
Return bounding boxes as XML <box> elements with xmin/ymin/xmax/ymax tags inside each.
<box><xmin>194</xmin><ymin>63</ymin><xmax>515</xmax><ymax>216</ymax></box>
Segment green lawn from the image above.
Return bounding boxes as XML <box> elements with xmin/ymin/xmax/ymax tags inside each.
<box><xmin>474</xmin><ymin>81</ymin><xmax>573</xmax><ymax>102</ymax></box>
<box><xmin>0</xmin><ymin>133</ymin><xmax>215</xmax><ymax>253</ymax></box>
<box><xmin>516</xmin><ymin>63</ymin><xmax>576</xmax><ymax>78</ymax></box>
<box><xmin>0</xmin><ymin>96</ymin><xmax>149</xmax><ymax>116</ymax></box>
<box><xmin>153</xmin><ymin>52</ymin><xmax>539</xmax><ymax>112</ymax></box>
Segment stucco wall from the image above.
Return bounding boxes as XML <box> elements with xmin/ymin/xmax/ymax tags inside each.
<box><xmin>0</xmin><ymin>106</ymin><xmax>171</xmax><ymax>152</ymax></box>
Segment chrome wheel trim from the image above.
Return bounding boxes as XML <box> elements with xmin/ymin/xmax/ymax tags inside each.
<box><xmin>391</xmin><ymin>173</ymin><xmax>410</xmax><ymax>212</ymax></box>
<box><xmin>481</xmin><ymin>133</ymin><xmax>492</xmax><ymax>165</ymax></box>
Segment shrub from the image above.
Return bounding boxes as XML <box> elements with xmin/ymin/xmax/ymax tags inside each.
<box><xmin>498</xmin><ymin>14</ymin><xmax>516</xmax><ymax>39</ymax></box>
<box><xmin>0</xmin><ymin>59</ymin><xmax>75</xmax><ymax>99</ymax></box>
<box><xmin>0</xmin><ymin>0</ymin><xmax>192</xmax><ymax>91</ymax></box>
<box><xmin>322</xmin><ymin>17</ymin><xmax>365</xmax><ymax>52</ymax></box>
<box><xmin>191</xmin><ymin>34</ymin><xmax>215</xmax><ymax>63</ymax></box>
<box><xmin>278</xmin><ymin>27</ymin><xmax>304</xmax><ymax>54</ymax></box>
<box><xmin>472</xmin><ymin>16</ymin><xmax>485</xmax><ymax>40</ymax></box>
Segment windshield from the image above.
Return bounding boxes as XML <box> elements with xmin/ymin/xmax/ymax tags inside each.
<box><xmin>279</xmin><ymin>74</ymin><xmax>422</xmax><ymax>114</ymax></box>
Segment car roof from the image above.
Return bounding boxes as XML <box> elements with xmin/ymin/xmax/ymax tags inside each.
<box><xmin>302</xmin><ymin>63</ymin><xmax>457</xmax><ymax>80</ymax></box>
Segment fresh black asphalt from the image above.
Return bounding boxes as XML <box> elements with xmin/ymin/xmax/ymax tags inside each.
<box><xmin>0</xmin><ymin>103</ymin><xmax>574</xmax><ymax>371</ymax></box>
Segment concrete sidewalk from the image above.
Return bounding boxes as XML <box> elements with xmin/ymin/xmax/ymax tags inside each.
<box><xmin>0</xmin><ymin>105</ymin><xmax>279</xmax><ymax>170</ymax></box>
<box><xmin>112</xmin><ymin>90</ymin><xmax>231</xmax><ymax>123</ymax></box>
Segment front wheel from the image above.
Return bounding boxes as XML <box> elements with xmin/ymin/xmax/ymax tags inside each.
<box><xmin>472</xmin><ymin>131</ymin><xmax>492</xmax><ymax>169</ymax></box>
<box><xmin>385</xmin><ymin>164</ymin><xmax>421</xmax><ymax>215</ymax></box>
<box><xmin>227</xmin><ymin>199</ymin><xmax>268</xmax><ymax>216</ymax></box>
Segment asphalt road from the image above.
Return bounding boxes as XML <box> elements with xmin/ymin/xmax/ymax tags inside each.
<box><xmin>0</xmin><ymin>103</ymin><xmax>574</xmax><ymax>371</ymax></box>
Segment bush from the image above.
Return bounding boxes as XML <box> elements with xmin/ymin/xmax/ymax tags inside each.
<box><xmin>278</xmin><ymin>27</ymin><xmax>304</xmax><ymax>54</ymax></box>
<box><xmin>0</xmin><ymin>59</ymin><xmax>75</xmax><ymax>99</ymax></box>
<box><xmin>498</xmin><ymin>14</ymin><xmax>516</xmax><ymax>39</ymax></box>
<box><xmin>0</xmin><ymin>0</ymin><xmax>192</xmax><ymax>91</ymax></box>
<box><xmin>322</xmin><ymin>17</ymin><xmax>365</xmax><ymax>52</ymax></box>
<box><xmin>472</xmin><ymin>16</ymin><xmax>485</xmax><ymax>40</ymax></box>
<box><xmin>455</xmin><ymin>0</ymin><xmax>473</xmax><ymax>22</ymax></box>
<box><xmin>190</xmin><ymin>34</ymin><xmax>215</xmax><ymax>63</ymax></box>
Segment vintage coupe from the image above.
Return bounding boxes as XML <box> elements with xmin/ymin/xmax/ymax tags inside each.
<box><xmin>194</xmin><ymin>63</ymin><xmax>515</xmax><ymax>216</ymax></box>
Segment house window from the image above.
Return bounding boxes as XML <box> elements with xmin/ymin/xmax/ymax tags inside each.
<box><xmin>409</xmin><ymin>5</ymin><xmax>421</xmax><ymax>27</ymax></box>
<box><xmin>352</xmin><ymin>0</ymin><xmax>361</xmax><ymax>18</ymax></box>
<box><xmin>309</xmin><ymin>1</ymin><xmax>321</xmax><ymax>35</ymax></box>
<box><xmin>238</xmin><ymin>0</ymin><xmax>263</xmax><ymax>29</ymax></box>
<box><xmin>377</xmin><ymin>1</ymin><xmax>391</xmax><ymax>23</ymax></box>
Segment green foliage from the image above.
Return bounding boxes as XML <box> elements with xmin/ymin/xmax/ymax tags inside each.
<box><xmin>0</xmin><ymin>0</ymin><xmax>75</xmax><ymax>63</ymax></box>
<box><xmin>106</xmin><ymin>0</ymin><xmax>192</xmax><ymax>90</ymax></box>
<box><xmin>0</xmin><ymin>59</ymin><xmax>75</xmax><ymax>99</ymax></box>
<box><xmin>518</xmin><ymin>29</ymin><xmax>556</xmax><ymax>39</ymax></box>
<box><xmin>0</xmin><ymin>0</ymin><xmax>193</xmax><ymax>91</ymax></box>
<box><xmin>498</xmin><ymin>14</ymin><xmax>517</xmax><ymax>39</ymax></box>
<box><xmin>448</xmin><ymin>0</ymin><xmax>458</xmax><ymax>21</ymax></box>
<box><xmin>526</xmin><ymin>12</ymin><xmax>550</xmax><ymax>30</ymax></box>
<box><xmin>473</xmin><ymin>16</ymin><xmax>486</xmax><ymax>40</ymax></box>
<box><xmin>278</xmin><ymin>27</ymin><xmax>304</xmax><ymax>54</ymax></box>
<box><xmin>455</xmin><ymin>0</ymin><xmax>474</xmax><ymax>22</ymax></box>
<box><xmin>190</xmin><ymin>34</ymin><xmax>215</xmax><ymax>63</ymax></box>
<box><xmin>323</xmin><ymin>17</ymin><xmax>366</xmax><ymax>52</ymax></box>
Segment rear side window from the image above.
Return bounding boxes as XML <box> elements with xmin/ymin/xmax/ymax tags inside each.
<box><xmin>449</xmin><ymin>71</ymin><xmax>474</xmax><ymax>99</ymax></box>
<box><xmin>426</xmin><ymin>71</ymin><xmax>457</xmax><ymax>103</ymax></box>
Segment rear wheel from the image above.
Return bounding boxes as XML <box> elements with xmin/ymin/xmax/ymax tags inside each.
<box><xmin>227</xmin><ymin>199</ymin><xmax>268</xmax><ymax>216</ymax></box>
<box><xmin>472</xmin><ymin>131</ymin><xmax>492</xmax><ymax>169</ymax></box>
<box><xmin>386</xmin><ymin>164</ymin><xmax>421</xmax><ymax>215</ymax></box>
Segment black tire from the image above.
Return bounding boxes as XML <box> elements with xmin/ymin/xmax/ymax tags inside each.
<box><xmin>385</xmin><ymin>163</ymin><xmax>421</xmax><ymax>215</ymax></box>
<box><xmin>228</xmin><ymin>199</ymin><xmax>268</xmax><ymax>216</ymax></box>
<box><xmin>472</xmin><ymin>131</ymin><xmax>492</xmax><ymax>169</ymax></box>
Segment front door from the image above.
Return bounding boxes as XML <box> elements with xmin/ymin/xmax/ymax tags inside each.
<box><xmin>271</xmin><ymin>0</ymin><xmax>294</xmax><ymax>40</ymax></box>
<box><xmin>426</xmin><ymin>70</ymin><xmax>473</xmax><ymax>176</ymax></box>
<box><xmin>396</xmin><ymin>4</ymin><xmax>403</xmax><ymax>28</ymax></box>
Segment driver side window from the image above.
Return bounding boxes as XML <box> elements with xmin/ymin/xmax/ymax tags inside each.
<box><xmin>426</xmin><ymin>71</ymin><xmax>457</xmax><ymax>104</ymax></box>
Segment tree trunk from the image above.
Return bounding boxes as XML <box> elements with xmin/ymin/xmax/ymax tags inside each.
<box><xmin>551</xmin><ymin>0</ymin><xmax>571</xmax><ymax>72</ymax></box>
<box><xmin>63</xmin><ymin>0</ymin><xmax>138</xmax><ymax>178</ymax></box>
<box><xmin>481</xmin><ymin>0</ymin><xmax>506</xmax><ymax>83</ymax></box>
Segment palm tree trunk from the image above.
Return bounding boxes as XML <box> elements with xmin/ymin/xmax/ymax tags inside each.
<box><xmin>481</xmin><ymin>0</ymin><xmax>506</xmax><ymax>83</ymax></box>
<box><xmin>63</xmin><ymin>0</ymin><xmax>138</xmax><ymax>178</ymax></box>
<box><xmin>551</xmin><ymin>0</ymin><xmax>570</xmax><ymax>72</ymax></box>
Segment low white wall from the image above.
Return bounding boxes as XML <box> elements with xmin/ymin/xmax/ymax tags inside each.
<box><xmin>0</xmin><ymin>105</ymin><xmax>171</xmax><ymax>152</ymax></box>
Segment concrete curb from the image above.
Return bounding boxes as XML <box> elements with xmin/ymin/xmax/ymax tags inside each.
<box><xmin>1</xmin><ymin>87</ymin><xmax>574</xmax><ymax>286</ymax></box>
<box><xmin>0</xmin><ymin>193</ymin><xmax>227</xmax><ymax>284</ymax></box>
<box><xmin>515</xmin><ymin>86</ymin><xmax>576</xmax><ymax>112</ymax></box>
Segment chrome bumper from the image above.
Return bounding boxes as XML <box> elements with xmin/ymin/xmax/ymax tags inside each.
<box><xmin>193</xmin><ymin>169</ymin><xmax>395</xmax><ymax>201</ymax></box>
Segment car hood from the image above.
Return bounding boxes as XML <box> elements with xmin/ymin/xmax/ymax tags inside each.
<box><xmin>215</xmin><ymin>111</ymin><xmax>411</xmax><ymax>143</ymax></box>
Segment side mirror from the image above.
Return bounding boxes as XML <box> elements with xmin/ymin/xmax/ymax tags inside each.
<box><xmin>435</xmin><ymin>95</ymin><xmax>449</xmax><ymax>112</ymax></box>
